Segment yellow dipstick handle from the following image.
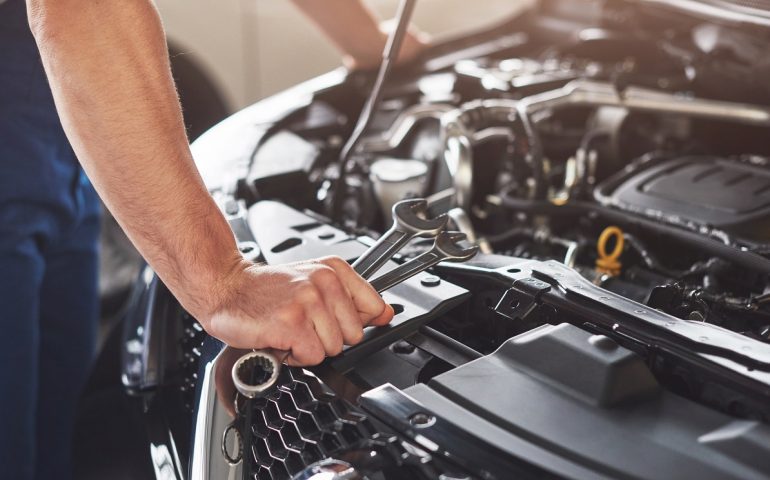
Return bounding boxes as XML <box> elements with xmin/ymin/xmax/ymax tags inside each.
<box><xmin>596</xmin><ymin>226</ymin><xmax>624</xmax><ymax>276</ymax></box>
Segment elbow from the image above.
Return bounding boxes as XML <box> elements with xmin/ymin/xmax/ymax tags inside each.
<box><xmin>26</xmin><ymin>0</ymin><xmax>49</xmax><ymax>38</ymax></box>
<box><xmin>26</xmin><ymin>0</ymin><xmax>69</xmax><ymax>42</ymax></box>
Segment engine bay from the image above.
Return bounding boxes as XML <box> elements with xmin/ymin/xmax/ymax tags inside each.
<box><xmin>240</xmin><ymin>13</ymin><xmax>770</xmax><ymax>338</ymax></box>
<box><xmin>132</xmin><ymin>2</ymin><xmax>770</xmax><ymax>478</ymax></box>
<box><xmin>231</xmin><ymin>2</ymin><xmax>770</xmax><ymax>359</ymax></box>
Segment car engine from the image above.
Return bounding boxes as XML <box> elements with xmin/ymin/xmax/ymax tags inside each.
<box><xmin>117</xmin><ymin>2</ymin><xmax>770</xmax><ymax>479</ymax></box>
<box><xmin>235</xmin><ymin>11</ymin><xmax>770</xmax><ymax>351</ymax></box>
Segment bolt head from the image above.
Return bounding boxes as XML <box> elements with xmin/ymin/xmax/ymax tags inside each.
<box><xmin>409</xmin><ymin>412</ymin><xmax>436</xmax><ymax>428</ymax></box>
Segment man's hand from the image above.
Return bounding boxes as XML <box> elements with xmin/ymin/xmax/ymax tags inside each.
<box><xmin>202</xmin><ymin>256</ymin><xmax>394</xmax><ymax>366</ymax></box>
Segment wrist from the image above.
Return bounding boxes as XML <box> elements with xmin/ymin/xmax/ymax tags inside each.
<box><xmin>148</xmin><ymin>198</ymin><xmax>249</xmax><ymax>324</ymax></box>
<box><xmin>193</xmin><ymin>253</ymin><xmax>251</xmax><ymax>324</ymax></box>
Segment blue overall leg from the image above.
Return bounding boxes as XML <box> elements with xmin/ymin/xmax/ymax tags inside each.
<box><xmin>0</xmin><ymin>198</ymin><xmax>100</xmax><ymax>480</ymax></box>
<box><xmin>0</xmin><ymin>213</ymin><xmax>46</xmax><ymax>479</ymax></box>
<box><xmin>35</xmin><ymin>194</ymin><xmax>100</xmax><ymax>480</ymax></box>
<box><xmin>0</xmin><ymin>1</ymin><xmax>102</xmax><ymax>477</ymax></box>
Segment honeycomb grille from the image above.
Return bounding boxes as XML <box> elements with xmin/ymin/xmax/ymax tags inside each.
<box><xmin>178</xmin><ymin>312</ymin><xmax>207</xmax><ymax>412</ymax></box>
<box><xmin>243</xmin><ymin>367</ymin><xmax>379</xmax><ymax>480</ymax></box>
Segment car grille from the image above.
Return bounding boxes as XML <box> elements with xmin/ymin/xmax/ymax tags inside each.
<box><xmin>243</xmin><ymin>367</ymin><xmax>379</xmax><ymax>480</ymax></box>
<box><xmin>179</xmin><ymin>311</ymin><xmax>207</xmax><ymax>413</ymax></box>
<box><xmin>240</xmin><ymin>366</ymin><xmax>476</xmax><ymax>480</ymax></box>
<box><xmin>176</xmin><ymin>314</ymin><xmax>474</xmax><ymax>479</ymax></box>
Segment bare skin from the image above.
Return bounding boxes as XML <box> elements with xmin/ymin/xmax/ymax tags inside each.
<box><xmin>26</xmin><ymin>0</ymin><xmax>394</xmax><ymax>366</ymax></box>
<box><xmin>291</xmin><ymin>0</ymin><xmax>429</xmax><ymax>70</ymax></box>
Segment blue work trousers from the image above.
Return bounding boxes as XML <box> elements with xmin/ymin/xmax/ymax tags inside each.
<box><xmin>1</xmin><ymin>0</ymin><xmax>101</xmax><ymax>478</ymax></box>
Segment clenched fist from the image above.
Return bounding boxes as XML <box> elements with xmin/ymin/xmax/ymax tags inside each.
<box><xmin>198</xmin><ymin>256</ymin><xmax>394</xmax><ymax>366</ymax></box>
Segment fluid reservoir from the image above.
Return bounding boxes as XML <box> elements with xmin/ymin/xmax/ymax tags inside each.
<box><xmin>369</xmin><ymin>158</ymin><xmax>428</xmax><ymax>223</ymax></box>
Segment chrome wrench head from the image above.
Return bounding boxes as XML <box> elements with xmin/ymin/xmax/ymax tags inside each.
<box><xmin>353</xmin><ymin>198</ymin><xmax>448</xmax><ymax>279</ymax></box>
<box><xmin>231</xmin><ymin>350</ymin><xmax>282</xmax><ymax>398</ymax></box>
<box><xmin>390</xmin><ymin>198</ymin><xmax>447</xmax><ymax>237</ymax></box>
<box><xmin>432</xmin><ymin>231</ymin><xmax>479</xmax><ymax>263</ymax></box>
<box><xmin>369</xmin><ymin>231</ymin><xmax>479</xmax><ymax>293</ymax></box>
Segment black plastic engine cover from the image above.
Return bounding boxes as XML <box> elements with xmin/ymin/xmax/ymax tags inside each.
<box><xmin>401</xmin><ymin>324</ymin><xmax>770</xmax><ymax>480</ymax></box>
<box><xmin>600</xmin><ymin>156</ymin><xmax>770</xmax><ymax>242</ymax></box>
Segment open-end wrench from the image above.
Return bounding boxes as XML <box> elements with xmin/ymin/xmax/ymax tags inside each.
<box><xmin>232</xmin><ymin>233</ymin><xmax>475</xmax><ymax>398</ymax></box>
<box><xmin>370</xmin><ymin>231</ymin><xmax>478</xmax><ymax>293</ymax></box>
<box><xmin>353</xmin><ymin>198</ymin><xmax>448</xmax><ymax>280</ymax></box>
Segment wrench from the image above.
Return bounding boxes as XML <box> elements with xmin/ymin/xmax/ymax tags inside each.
<box><xmin>231</xmin><ymin>349</ymin><xmax>286</xmax><ymax>398</ymax></box>
<box><xmin>232</xmin><ymin>232</ymin><xmax>476</xmax><ymax>397</ymax></box>
<box><xmin>370</xmin><ymin>231</ymin><xmax>478</xmax><ymax>293</ymax></box>
<box><xmin>352</xmin><ymin>198</ymin><xmax>447</xmax><ymax>280</ymax></box>
<box><xmin>232</xmin><ymin>202</ymin><xmax>451</xmax><ymax>397</ymax></box>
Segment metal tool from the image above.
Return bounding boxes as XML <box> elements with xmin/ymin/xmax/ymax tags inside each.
<box><xmin>370</xmin><ymin>231</ymin><xmax>478</xmax><ymax>293</ymax></box>
<box><xmin>352</xmin><ymin>198</ymin><xmax>447</xmax><ymax>280</ymax></box>
<box><xmin>231</xmin><ymin>202</ymin><xmax>460</xmax><ymax>399</ymax></box>
<box><xmin>331</xmin><ymin>0</ymin><xmax>418</xmax><ymax>218</ymax></box>
<box><xmin>231</xmin><ymin>350</ymin><xmax>285</xmax><ymax>399</ymax></box>
<box><xmin>230</xmin><ymin>232</ymin><xmax>474</xmax><ymax>398</ymax></box>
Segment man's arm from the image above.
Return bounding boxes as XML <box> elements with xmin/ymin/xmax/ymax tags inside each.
<box><xmin>27</xmin><ymin>0</ymin><xmax>393</xmax><ymax>364</ymax></box>
<box><xmin>290</xmin><ymin>0</ymin><xmax>427</xmax><ymax>70</ymax></box>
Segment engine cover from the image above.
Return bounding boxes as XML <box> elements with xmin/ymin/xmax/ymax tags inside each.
<box><xmin>600</xmin><ymin>156</ymin><xmax>770</xmax><ymax>242</ymax></box>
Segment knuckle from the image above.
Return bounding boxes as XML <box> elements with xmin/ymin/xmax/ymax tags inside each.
<box><xmin>330</xmin><ymin>344</ymin><xmax>343</xmax><ymax>357</ymax></box>
<box><xmin>322</xmin><ymin>255</ymin><xmax>345</xmax><ymax>267</ymax></box>
<box><xmin>278</xmin><ymin>304</ymin><xmax>304</xmax><ymax>325</ymax></box>
<box><xmin>310</xmin><ymin>265</ymin><xmax>336</xmax><ymax>283</ymax></box>
<box><xmin>274</xmin><ymin>337</ymin><xmax>292</xmax><ymax>352</ymax></box>
<box><xmin>296</xmin><ymin>283</ymin><xmax>321</xmax><ymax>304</ymax></box>
<box><xmin>309</xmin><ymin>349</ymin><xmax>325</xmax><ymax>365</ymax></box>
<box><xmin>324</xmin><ymin>277</ymin><xmax>347</xmax><ymax>297</ymax></box>
<box><xmin>348</xmin><ymin>328</ymin><xmax>364</xmax><ymax>345</ymax></box>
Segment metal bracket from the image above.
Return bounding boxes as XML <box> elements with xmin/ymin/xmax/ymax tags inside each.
<box><xmin>495</xmin><ymin>277</ymin><xmax>551</xmax><ymax>321</ymax></box>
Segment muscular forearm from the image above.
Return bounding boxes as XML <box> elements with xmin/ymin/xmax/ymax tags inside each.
<box><xmin>27</xmin><ymin>0</ymin><xmax>241</xmax><ymax>320</ymax></box>
<box><xmin>25</xmin><ymin>0</ymin><xmax>393</xmax><ymax>361</ymax></box>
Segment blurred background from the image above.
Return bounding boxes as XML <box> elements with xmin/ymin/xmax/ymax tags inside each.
<box><xmin>158</xmin><ymin>0</ymin><xmax>529</xmax><ymax>114</ymax></box>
